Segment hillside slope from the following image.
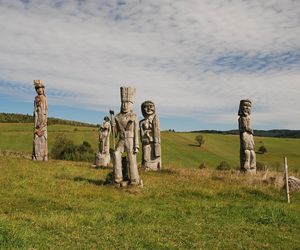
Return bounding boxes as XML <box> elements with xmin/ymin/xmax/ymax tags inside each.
<box><xmin>0</xmin><ymin>112</ymin><xmax>96</xmax><ymax>127</ymax></box>
<box><xmin>1</xmin><ymin>123</ymin><xmax>300</xmax><ymax>171</ymax></box>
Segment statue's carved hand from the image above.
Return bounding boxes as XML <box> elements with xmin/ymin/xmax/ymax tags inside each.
<box><xmin>35</xmin><ymin>128</ymin><xmax>44</xmax><ymax>137</ymax></box>
<box><xmin>146</xmin><ymin>131</ymin><xmax>151</xmax><ymax>139</ymax></box>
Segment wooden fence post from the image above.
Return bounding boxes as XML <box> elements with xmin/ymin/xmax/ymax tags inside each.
<box><xmin>284</xmin><ymin>157</ymin><xmax>290</xmax><ymax>204</ymax></box>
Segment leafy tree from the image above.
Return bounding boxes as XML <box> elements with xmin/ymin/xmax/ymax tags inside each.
<box><xmin>258</xmin><ymin>145</ymin><xmax>267</xmax><ymax>154</ymax></box>
<box><xmin>195</xmin><ymin>134</ymin><xmax>205</xmax><ymax>147</ymax></box>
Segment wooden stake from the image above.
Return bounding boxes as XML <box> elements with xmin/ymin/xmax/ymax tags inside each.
<box><xmin>284</xmin><ymin>157</ymin><xmax>290</xmax><ymax>204</ymax></box>
<box><xmin>109</xmin><ymin>110</ymin><xmax>115</xmax><ymax>150</ymax></box>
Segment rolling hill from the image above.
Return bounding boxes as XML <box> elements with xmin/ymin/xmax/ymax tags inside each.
<box><xmin>0</xmin><ymin>123</ymin><xmax>300</xmax><ymax>172</ymax></box>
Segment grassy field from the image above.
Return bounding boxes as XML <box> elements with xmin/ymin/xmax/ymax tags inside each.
<box><xmin>0</xmin><ymin>156</ymin><xmax>300</xmax><ymax>249</ymax></box>
<box><xmin>163</xmin><ymin>132</ymin><xmax>300</xmax><ymax>172</ymax></box>
<box><xmin>1</xmin><ymin>123</ymin><xmax>300</xmax><ymax>171</ymax></box>
<box><xmin>0</xmin><ymin>123</ymin><xmax>99</xmax><ymax>153</ymax></box>
<box><xmin>1</xmin><ymin>123</ymin><xmax>300</xmax><ymax>248</ymax></box>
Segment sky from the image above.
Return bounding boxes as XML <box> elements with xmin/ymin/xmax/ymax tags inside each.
<box><xmin>0</xmin><ymin>0</ymin><xmax>300</xmax><ymax>131</ymax></box>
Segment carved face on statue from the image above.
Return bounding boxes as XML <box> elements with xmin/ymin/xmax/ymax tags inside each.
<box><xmin>121</xmin><ymin>101</ymin><xmax>133</xmax><ymax>113</ymax></box>
<box><xmin>35</xmin><ymin>87</ymin><xmax>44</xmax><ymax>96</ymax></box>
<box><xmin>141</xmin><ymin>101</ymin><xmax>155</xmax><ymax>118</ymax></box>
<box><xmin>238</xmin><ymin>99</ymin><xmax>252</xmax><ymax>116</ymax></box>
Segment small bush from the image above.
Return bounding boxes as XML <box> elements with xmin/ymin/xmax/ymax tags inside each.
<box><xmin>51</xmin><ymin>134</ymin><xmax>95</xmax><ymax>162</ymax></box>
<box><xmin>258</xmin><ymin>145</ymin><xmax>267</xmax><ymax>154</ymax></box>
<box><xmin>51</xmin><ymin>134</ymin><xmax>76</xmax><ymax>160</ymax></box>
<box><xmin>216</xmin><ymin>161</ymin><xmax>231</xmax><ymax>171</ymax></box>
<box><xmin>199</xmin><ymin>162</ymin><xmax>207</xmax><ymax>169</ymax></box>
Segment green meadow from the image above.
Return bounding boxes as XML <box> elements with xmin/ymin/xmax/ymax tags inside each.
<box><xmin>1</xmin><ymin>123</ymin><xmax>300</xmax><ymax>249</ymax></box>
<box><xmin>1</xmin><ymin>123</ymin><xmax>300</xmax><ymax>171</ymax></box>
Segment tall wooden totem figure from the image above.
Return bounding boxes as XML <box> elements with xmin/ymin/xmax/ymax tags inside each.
<box><xmin>113</xmin><ymin>86</ymin><xmax>141</xmax><ymax>185</ymax></box>
<box><xmin>32</xmin><ymin>80</ymin><xmax>48</xmax><ymax>161</ymax></box>
<box><xmin>139</xmin><ymin>100</ymin><xmax>161</xmax><ymax>171</ymax></box>
<box><xmin>238</xmin><ymin>99</ymin><xmax>256</xmax><ymax>173</ymax></box>
<box><xmin>95</xmin><ymin>116</ymin><xmax>111</xmax><ymax>167</ymax></box>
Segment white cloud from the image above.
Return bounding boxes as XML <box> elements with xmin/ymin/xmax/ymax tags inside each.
<box><xmin>0</xmin><ymin>0</ymin><xmax>300</xmax><ymax>129</ymax></box>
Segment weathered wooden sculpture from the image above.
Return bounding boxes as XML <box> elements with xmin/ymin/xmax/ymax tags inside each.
<box><xmin>238</xmin><ymin>99</ymin><xmax>256</xmax><ymax>173</ymax></box>
<box><xmin>288</xmin><ymin>176</ymin><xmax>300</xmax><ymax>193</ymax></box>
<box><xmin>32</xmin><ymin>80</ymin><xmax>48</xmax><ymax>161</ymax></box>
<box><xmin>139</xmin><ymin>100</ymin><xmax>161</xmax><ymax>170</ymax></box>
<box><xmin>95</xmin><ymin>116</ymin><xmax>111</xmax><ymax>167</ymax></box>
<box><xmin>112</xmin><ymin>86</ymin><xmax>141</xmax><ymax>186</ymax></box>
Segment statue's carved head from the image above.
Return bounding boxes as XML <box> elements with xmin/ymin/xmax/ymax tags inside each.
<box><xmin>141</xmin><ymin>100</ymin><xmax>155</xmax><ymax>117</ymax></box>
<box><xmin>33</xmin><ymin>80</ymin><xmax>45</xmax><ymax>95</ymax></box>
<box><xmin>120</xmin><ymin>86</ymin><xmax>135</xmax><ymax>113</ymax></box>
<box><xmin>121</xmin><ymin>101</ymin><xmax>133</xmax><ymax>113</ymax></box>
<box><xmin>104</xmin><ymin>116</ymin><xmax>110</xmax><ymax>122</ymax></box>
<box><xmin>238</xmin><ymin>99</ymin><xmax>252</xmax><ymax>116</ymax></box>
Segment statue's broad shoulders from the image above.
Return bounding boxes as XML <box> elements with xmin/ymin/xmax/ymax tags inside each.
<box><xmin>115</xmin><ymin>112</ymin><xmax>137</xmax><ymax>121</ymax></box>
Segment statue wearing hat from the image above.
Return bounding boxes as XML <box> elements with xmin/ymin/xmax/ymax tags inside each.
<box><xmin>32</xmin><ymin>80</ymin><xmax>48</xmax><ymax>161</ymax></box>
<box><xmin>95</xmin><ymin>116</ymin><xmax>111</xmax><ymax>167</ymax></box>
<box><xmin>139</xmin><ymin>100</ymin><xmax>161</xmax><ymax>171</ymax></box>
<box><xmin>112</xmin><ymin>86</ymin><xmax>141</xmax><ymax>185</ymax></box>
<box><xmin>238</xmin><ymin>99</ymin><xmax>256</xmax><ymax>173</ymax></box>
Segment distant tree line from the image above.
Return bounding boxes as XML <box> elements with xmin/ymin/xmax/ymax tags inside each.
<box><xmin>0</xmin><ymin>113</ymin><xmax>97</xmax><ymax>127</ymax></box>
<box><xmin>191</xmin><ymin>129</ymin><xmax>300</xmax><ymax>139</ymax></box>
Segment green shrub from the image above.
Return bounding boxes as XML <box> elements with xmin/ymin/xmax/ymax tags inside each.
<box><xmin>199</xmin><ymin>162</ymin><xmax>207</xmax><ymax>169</ymax></box>
<box><xmin>51</xmin><ymin>134</ymin><xmax>94</xmax><ymax>162</ymax></box>
<box><xmin>216</xmin><ymin>161</ymin><xmax>231</xmax><ymax>171</ymax></box>
<box><xmin>51</xmin><ymin>134</ymin><xmax>76</xmax><ymax>159</ymax></box>
<box><xmin>258</xmin><ymin>145</ymin><xmax>267</xmax><ymax>154</ymax></box>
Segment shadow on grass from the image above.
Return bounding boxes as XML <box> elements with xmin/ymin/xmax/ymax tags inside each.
<box><xmin>188</xmin><ymin>144</ymin><xmax>200</xmax><ymax>147</ymax></box>
<box><xmin>73</xmin><ymin>172</ymin><xmax>114</xmax><ymax>186</ymax></box>
<box><xmin>91</xmin><ymin>165</ymin><xmax>113</xmax><ymax>170</ymax></box>
<box><xmin>158</xmin><ymin>168</ymin><xmax>178</xmax><ymax>175</ymax></box>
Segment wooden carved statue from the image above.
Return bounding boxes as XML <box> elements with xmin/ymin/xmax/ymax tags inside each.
<box><xmin>95</xmin><ymin>116</ymin><xmax>111</xmax><ymax>167</ymax></box>
<box><xmin>32</xmin><ymin>80</ymin><xmax>48</xmax><ymax>161</ymax></box>
<box><xmin>238</xmin><ymin>99</ymin><xmax>256</xmax><ymax>173</ymax></box>
<box><xmin>112</xmin><ymin>86</ymin><xmax>141</xmax><ymax>186</ymax></box>
<box><xmin>139</xmin><ymin>100</ymin><xmax>161</xmax><ymax>171</ymax></box>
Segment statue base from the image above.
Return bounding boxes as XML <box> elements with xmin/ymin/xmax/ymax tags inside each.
<box><xmin>95</xmin><ymin>153</ymin><xmax>110</xmax><ymax>167</ymax></box>
<box><xmin>114</xmin><ymin>179</ymin><xmax>143</xmax><ymax>188</ymax></box>
<box><xmin>241</xmin><ymin>167</ymin><xmax>256</xmax><ymax>174</ymax></box>
<box><xmin>142</xmin><ymin>161</ymin><xmax>161</xmax><ymax>171</ymax></box>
